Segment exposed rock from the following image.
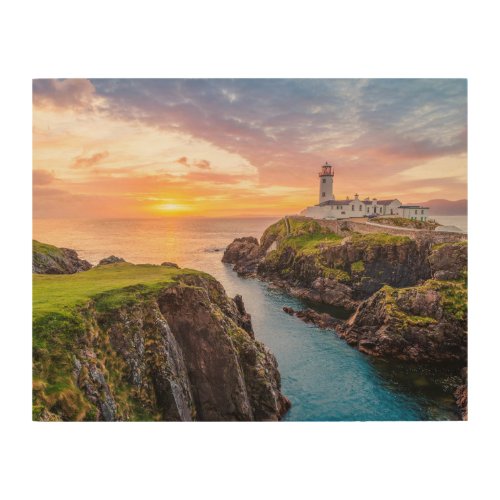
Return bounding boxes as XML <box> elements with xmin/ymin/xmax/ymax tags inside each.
<box><xmin>160</xmin><ymin>261</ymin><xmax>180</xmax><ymax>268</ymax></box>
<box><xmin>283</xmin><ymin>306</ymin><xmax>340</xmax><ymax>330</ymax></box>
<box><xmin>454</xmin><ymin>367</ymin><xmax>468</xmax><ymax>420</ymax></box>
<box><xmin>98</xmin><ymin>255</ymin><xmax>126</xmax><ymax>266</ymax></box>
<box><xmin>33</xmin><ymin>271</ymin><xmax>290</xmax><ymax>421</ymax></box>
<box><xmin>33</xmin><ymin>240</ymin><xmax>92</xmax><ymax>274</ymax></box>
<box><xmin>429</xmin><ymin>242</ymin><xmax>467</xmax><ymax>280</ymax></box>
<box><xmin>335</xmin><ymin>281</ymin><xmax>467</xmax><ymax>363</ymax></box>
<box><xmin>222</xmin><ymin>217</ymin><xmax>468</xmax><ymax>416</ymax></box>
<box><xmin>233</xmin><ymin>294</ymin><xmax>254</xmax><ymax>336</ymax></box>
<box><xmin>157</xmin><ymin>275</ymin><xmax>290</xmax><ymax>420</ymax></box>
<box><xmin>222</xmin><ymin>236</ymin><xmax>263</xmax><ymax>276</ymax></box>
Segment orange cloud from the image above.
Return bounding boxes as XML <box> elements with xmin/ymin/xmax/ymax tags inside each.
<box><xmin>32</xmin><ymin>79</ymin><xmax>467</xmax><ymax>218</ymax></box>
<box><xmin>175</xmin><ymin>156</ymin><xmax>211</xmax><ymax>170</ymax></box>
<box><xmin>72</xmin><ymin>151</ymin><xmax>109</xmax><ymax>169</ymax></box>
<box><xmin>33</xmin><ymin>169</ymin><xmax>56</xmax><ymax>185</ymax></box>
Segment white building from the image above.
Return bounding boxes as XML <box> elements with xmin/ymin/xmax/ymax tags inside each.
<box><xmin>300</xmin><ymin>162</ymin><xmax>430</xmax><ymax>221</ymax></box>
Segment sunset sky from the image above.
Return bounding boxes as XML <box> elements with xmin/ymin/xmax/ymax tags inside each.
<box><xmin>33</xmin><ymin>79</ymin><xmax>467</xmax><ymax>218</ymax></box>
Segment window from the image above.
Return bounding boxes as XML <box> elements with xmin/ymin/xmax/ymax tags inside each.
<box><xmin>421</xmin><ymin>209</ymin><xmax>424</xmax><ymax>214</ymax></box>
<box><xmin>322</xmin><ymin>192</ymin><xmax>325</xmax><ymax>197</ymax></box>
<box><xmin>322</xmin><ymin>179</ymin><xmax>326</xmax><ymax>184</ymax></box>
<box><xmin>415</xmin><ymin>210</ymin><xmax>417</xmax><ymax>214</ymax></box>
<box><xmin>390</xmin><ymin>209</ymin><xmax>393</xmax><ymax>214</ymax></box>
<box><xmin>359</xmin><ymin>205</ymin><xmax>362</xmax><ymax>211</ymax></box>
<box><xmin>352</xmin><ymin>205</ymin><xmax>354</xmax><ymax>211</ymax></box>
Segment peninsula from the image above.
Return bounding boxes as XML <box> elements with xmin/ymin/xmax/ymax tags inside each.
<box><xmin>222</xmin><ymin>164</ymin><xmax>467</xmax><ymax>419</ymax></box>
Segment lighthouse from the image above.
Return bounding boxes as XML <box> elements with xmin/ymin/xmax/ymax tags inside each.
<box><xmin>318</xmin><ymin>161</ymin><xmax>334</xmax><ymax>204</ymax></box>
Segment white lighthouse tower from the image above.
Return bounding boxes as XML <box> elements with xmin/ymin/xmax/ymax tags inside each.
<box><xmin>318</xmin><ymin>161</ymin><xmax>334</xmax><ymax>203</ymax></box>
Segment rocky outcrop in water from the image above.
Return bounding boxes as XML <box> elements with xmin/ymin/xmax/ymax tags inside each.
<box><xmin>283</xmin><ymin>306</ymin><xmax>340</xmax><ymax>330</ymax></box>
<box><xmin>33</xmin><ymin>240</ymin><xmax>92</xmax><ymax>274</ymax></box>
<box><xmin>33</xmin><ymin>270</ymin><xmax>290</xmax><ymax>421</ymax></box>
<box><xmin>221</xmin><ymin>236</ymin><xmax>264</xmax><ymax>276</ymax></box>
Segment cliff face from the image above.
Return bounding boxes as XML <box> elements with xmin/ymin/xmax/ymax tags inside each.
<box><xmin>223</xmin><ymin>218</ymin><xmax>467</xmax><ymax>312</ymax></box>
<box><xmin>223</xmin><ymin>218</ymin><xmax>436</xmax><ymax>311</ymax></box>
<box><xmin>33</xmin><ymin>240</ymin><xmax>92</xmax><ymax>274</ymax></box>
<box><xmin>336</xmin><ymin>279</ymin><xmax>467</xmax><ymax>363</ymax></box>
<box><xmin>223</xmin><ymin>217</ymin><xmax>468</xmax><ymax>416</ymax></box>
<box><xmin>224</xmin><ymin>219</ymin><xmax>467</xmax><ymax>361</ymax></box>
<box><xmin>33</xmin><ymin>263</ymin><xmax>290</xmax><ymax>421</ymax></box>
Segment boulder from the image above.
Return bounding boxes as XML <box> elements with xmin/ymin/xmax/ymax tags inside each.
<box><xmin>160</xmin><ymin>261</ymin><xmax>180</xmax><ymax>268</ymax></box>
<box><xmin>33</xmin><ymin>240</ymin><xmax>92</xmax><ymax>274</ymax></box>
<box><xmin>98</xmin><ymin>255</ymin><xmax>126</xmax><ymax>266</ymax></box>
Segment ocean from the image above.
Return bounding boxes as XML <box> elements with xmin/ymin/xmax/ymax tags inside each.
<box><xmin>33</xmin><ymin>215</ymin><xmax>466</xmax><ymax>420</ymax></box>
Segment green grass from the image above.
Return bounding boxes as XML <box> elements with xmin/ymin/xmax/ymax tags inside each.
<box><xmin>33</xmin><ymin>262</ymin><xmax>205</xmax><ymax>319</ymax></box>
<box><xmin>33</xmin><ymin>262</ymin><xmax>210</xmax><ymax>421</ymax></box>
<box><xmin>381</xmin><ymin>277</ymin><xmax>467</xmax><ymax>327</ymax></box>
<box><xmin>260</xmin><ymin>217</ymin><xmax>334</xmax><ymax>246</ymax></box>
<box><xmin>422</xmin><ymin>279</ymin><xmax>468</xmax><ymax>322</ymax></box>
<box><xmin>33</xmin><ymin>239</ymin><xmax>65</xmax><ymax>257</ymax></box>
<box><xmin>432</xmin><ymin>240</ymin><xmax>468</xmax><ymax>251</ymax></box>
<box><xmin>381</xmin><ymin>285</ymin><xmax>438</xmax><ymax>327</ymax></box>
<box><xmin>351</xmin><ymin>260</ymin><xmax>365</xmax><ymax>273</ymax></box>
<box><xmin>284</xmin><ymin>232</ymin><xmax>343</xmax><ymax>254</ymax></box>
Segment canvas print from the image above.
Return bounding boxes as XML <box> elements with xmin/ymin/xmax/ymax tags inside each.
<box><xmin>33</xmin><ymin>79</ymin><xmax>467</xmax><ymax>421</ymax></box>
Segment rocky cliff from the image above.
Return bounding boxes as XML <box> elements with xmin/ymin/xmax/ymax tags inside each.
<box><xmin>335</xmin><ymin>279</ymin><xmax>467</xmax><ymax>362</ymax></box>
<box><xmin>33</xmin><ymin>257</ymin><xmax>290</xmax><ymax>421</ymax></box>
<box><xmin>223</xmin><ymin>216</ymin><xmax>468</xmax><ymax>417</ymax></box>
<box><xmin>33</xmin><ymin>240</ymin><xmax>92</xmax><ymax>274</ymax></box>
<box><xmin>223</xmin><ymin>218</ymin><xmax>439</xmax><ymax>311</ymax></box>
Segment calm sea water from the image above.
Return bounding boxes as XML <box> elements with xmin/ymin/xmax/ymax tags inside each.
<box><xmin>33</xmin><ymin>216</ymin><xmax>466</xmax><ymax>421</ymax></box>
<box><xmin>432</xmin><ymin>215</ymin><xmax>467</xmax><ymax>232</ymax></box>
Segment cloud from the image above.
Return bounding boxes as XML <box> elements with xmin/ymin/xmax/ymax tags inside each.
<box><xmin>194</xmin><ymin>159</ymin><xmax>211</xmax><ymax>170</ymax></box>
<box><xmin>33</xmin><ymin>169</ymin><xmax>55</xmax><ymax>185</ymax></box>
<box><xmin>72</xmin><ymin>151</ymin><xmax>109</xmax><ymax>169</ymax></box>
<box><xmin>33</xmin><ymin>79</ymin><xmax>97</xmax><ymax>111</ymax></box>
<box><xmin>184</xmin><ymin>171</ymin><xmax>251</xmax><ymax>184</ymax></box>
<box><xmin>396</xmin><ymin>155</ymin><xmax>467</xmax><ymax>182</ymax></box>
<box><xmin>175</xmin><ymin>156</ymin><xmax>189</xmax><ymax>166</ymax></box>
<box><xmin>175</xmin><ymin>156</ymin><xmax>211</xmax><ymax>169</ymax></box>
<box><xmin>90</xmin><ymin>79</ymin><xmax>467</xmax><ymax>188</ymax></box>
<box><xmin>33</xmin><ymin>79</ymin><xmax>468</xmax><ymax>217</ymax></box>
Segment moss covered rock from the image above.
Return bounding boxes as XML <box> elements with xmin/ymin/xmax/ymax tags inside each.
<box><xmin>33</xmin><ymin>263</ymin><xmax>290</xmax><ymax>421</ymax></box>
<box><xmin>33</xmin><ymin>240</ymin><xmax>92</xmax><ymax>274</ymax></box>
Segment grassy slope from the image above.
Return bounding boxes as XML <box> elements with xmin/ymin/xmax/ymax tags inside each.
<box><xmin>33</xmin><ymin>262</ymin><xmax>204</xmax><ymax>319</ymax></box>
<box><xmin>33</xmin><ymin>239</ymin><xmax>65</xmax><ymax>257</ymax></box>
<box><xmin>33</xmin><ymin>262</ymin><xmax>207</xmax><ymax>420</ymax></box>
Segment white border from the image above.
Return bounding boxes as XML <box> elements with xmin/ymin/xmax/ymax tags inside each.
<box><xmin>2</xmin><ymin>1</ymin><xmax>499</xmax><ymax>498</ymax></box>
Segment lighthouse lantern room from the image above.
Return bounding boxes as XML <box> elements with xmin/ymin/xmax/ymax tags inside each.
<box><xmin>318</xmin><ymin>161</ymin><xmax>334</xmax><ymax>204</ymax></box>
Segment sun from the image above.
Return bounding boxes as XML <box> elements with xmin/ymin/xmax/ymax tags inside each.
<box><xmin>155</xmin><ymin>203</ymin><xmax>193</xmax><ymax>214</ymax></box>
